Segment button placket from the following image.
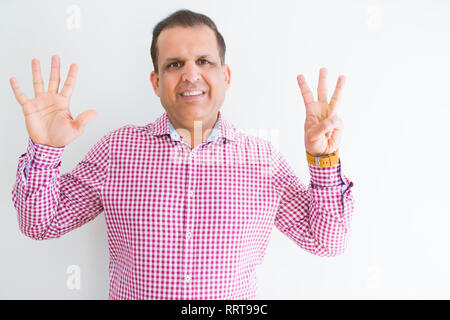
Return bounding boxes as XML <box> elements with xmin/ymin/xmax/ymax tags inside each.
<box><xmin>183</xmin><ymin>149</ymin><xmax>197</xmax><ymax>299</ymax></box>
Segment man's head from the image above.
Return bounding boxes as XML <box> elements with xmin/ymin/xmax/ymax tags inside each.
<box><xmin>150</xmin><ymin>10</ymin><xmax>226</xmax><ymax>74</ymax></box>
<box><xmin>150</xmin><ymin>10</ymin><xmax>231</xmax><ymax>130</ymax></box>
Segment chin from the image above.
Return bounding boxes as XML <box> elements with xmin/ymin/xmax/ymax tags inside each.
<box><xmin>178</xmin><ymin>106</ymin><xmax>215</xmax><ymax>121</ymax></box>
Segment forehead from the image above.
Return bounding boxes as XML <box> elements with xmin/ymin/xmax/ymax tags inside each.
<box><xmin>157</xmin><ymin>25</ymin><xmax>220</xmax><ymax>61</ymax></box>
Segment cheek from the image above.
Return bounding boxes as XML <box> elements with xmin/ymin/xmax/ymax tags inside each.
<box><xmin>211</xmin><ymin>76</ymin><xmax>227</xmax><ymax>97</ymax></box>
<box><xmin>159</xmin><ymin>77</ymin><xmax>178</xmax><ymax>99</ymax></box>
<box><xmin>206</xmin><ymin>72</ymin><xmax>226</xmax><ymax>94</ymax></box>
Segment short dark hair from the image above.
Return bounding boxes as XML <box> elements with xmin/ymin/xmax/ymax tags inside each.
<box><xmin>150</xmin><ymin>9</ymin><xmax>226</xmax><ymax>74</ymax></box>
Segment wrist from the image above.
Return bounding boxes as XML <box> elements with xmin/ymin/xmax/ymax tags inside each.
<box><xmin>306</xmin><ymin>149</ymin><xmax>339</xmax><ymax>168</ymax></box>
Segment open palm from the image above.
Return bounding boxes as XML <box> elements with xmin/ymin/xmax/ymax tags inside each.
<box><xmin>297</xmin><ymin>68</ymin><xmax>346</xmax><ymax>157</ymax></box>
<box><xmin>10</xmin><ymin>56</ymin><xmax>97</xmax><ymax>148</ymax></box>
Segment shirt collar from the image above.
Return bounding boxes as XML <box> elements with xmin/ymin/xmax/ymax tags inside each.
<box><xmin>151</xmin><ymin>111</ymin><xmax>237</xmax><ymax>142</ymax></box>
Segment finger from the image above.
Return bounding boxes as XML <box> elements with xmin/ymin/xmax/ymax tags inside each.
<box><xmin>9</xmin><ymin>77</ymin><xmax>29</xmax><ymax>106</ymax></box>
<box><xmin>297</xmin><ymin>74</ymin><xmax>315</xmax><ymax>108</ymax></box>
<box><xmin>317</xmin><ymin>67</ymin><xmax>328</xmax><ymax>103</ymax></box>
<box><xmin>309</xmin><ymin>114</ymin><xmax>342</xmax><ymax>139</ymax></box>
<box><xmin>61</xmin><ymin>64</ymin><xmax>78</xmax><ymax>98</ymax></box>
<box><xmin>329</xmin><ymin>75</ymin><xmax>346</xmax><ymax>115</ymax></box>
<box><xmin>48</xmin><ymin>55</ymin><xmax>61</xmax><ymax>94</ymax></box>
<box><xmin>326</xmin><ymin>118</ymin><xmax>343</xmax><ymax>152</ymax></box>
<box><xmin>330</xmin><ymin>120</ymin><xmax>343</xmax><ymax>143</ymax></box>
<box><xmin>32</xmin><ymin>58</ymin><xmax>45</xmax><ymax>97</ymax></box>
<box><xmin>73</xmin><ymin>109</ymin><xmax>97</xmax><ymax>132</ymax></box>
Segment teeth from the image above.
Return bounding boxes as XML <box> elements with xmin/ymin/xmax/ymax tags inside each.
<box><xmin>181</xmin><ymin>91</ymin><xmax>204</xmax><ymax>97</ymax></box>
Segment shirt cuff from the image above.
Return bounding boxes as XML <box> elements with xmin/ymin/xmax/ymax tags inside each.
<box><xmin>308</xmin><ymin>159</ymin><xmax>344</xmax><ymax>188</ymax></box>
<box><xmin>26</xmin><ymin>137</ymin><xmax>65</xmax><ymax>170</ymax></box>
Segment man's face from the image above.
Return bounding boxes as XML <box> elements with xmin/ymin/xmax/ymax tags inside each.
<box><xmin>150</xmin><ymin>25</ymin><xmax>231</xmax><ymax>128</ymax></box>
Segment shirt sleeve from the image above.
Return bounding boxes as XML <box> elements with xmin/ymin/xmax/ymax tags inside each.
<box><xmin>271</xmin><ymin>145</ymin><xmax>355</xmax><ymax>257</ymax></box>
<box><xmin>11</xmin><ymin>134</ymin><xmax>111</xmax><ymax>240</ymax></box>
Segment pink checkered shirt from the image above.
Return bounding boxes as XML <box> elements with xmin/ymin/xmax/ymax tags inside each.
<box><xmin>11</xmin><ymin>111</ymin><xmax>354</xmax><ymax>300</ymax></box>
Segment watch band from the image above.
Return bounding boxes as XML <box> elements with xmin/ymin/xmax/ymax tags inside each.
<box><xmin>306</xmin><ymin>149</ymin><xmax>339</xmax><ymax>168</ymax></box>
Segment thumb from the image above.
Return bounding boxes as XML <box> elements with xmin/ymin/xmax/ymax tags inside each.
<box><xmin>73</xmin><ymin>109</ymin><xmax>97</xmax><ymax>132</ymax></box>
<box><xmin>309</xmin><ymin>115</ymin><xmax>340</xmax><ymax>138</ymax></box>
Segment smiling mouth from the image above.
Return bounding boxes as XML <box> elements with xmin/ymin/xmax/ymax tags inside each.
<box><xmin>179</xmin><ymin>90</ymin><xmax>207</xmax><ymax>101</ymax></box>
<box><xmin>180</xmin><ymin>90</ymin><xmax>206</xmax><ymax>97</ymax></box>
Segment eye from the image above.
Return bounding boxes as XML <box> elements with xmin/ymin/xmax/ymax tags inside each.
<box><xmin>197</xmin><ymin>59</ymin><xmax>210</xmax><ymax>65</ymax></box>
<box><xmin>167</xmin><ymin>61</ymin><xmax>182</xmax><ymax>69</ymax></box>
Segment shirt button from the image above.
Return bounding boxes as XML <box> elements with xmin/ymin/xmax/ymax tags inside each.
<box><xmin>185</xmin><ymin>275</ymin><xmax>191</xmax><ymax>283</ymax></box>
<box><xmin>187</xmin><ymin>190</ymin><xmax>195</xmax><ymax>197</ymax></box>
<box><xmin>186</xmin><ymin>231</ymin><xmax>192</xmax><ymax>239</ymax></box>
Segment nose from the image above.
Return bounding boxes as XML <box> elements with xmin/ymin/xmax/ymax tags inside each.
<box><xmin>181</xmin><ymin>61</ymin><xmax>201</xmax><ymax>83</ymax></box>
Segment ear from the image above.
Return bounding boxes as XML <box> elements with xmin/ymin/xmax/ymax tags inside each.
<box><xmin>150</xmin><ymin>71</ymin><xmax>160</xmax><ymax>97</ymax></box>
<box><xmin>222</xmin><ymin>64</ymin><xmax>231</xmax><ymax>89</ymax></box>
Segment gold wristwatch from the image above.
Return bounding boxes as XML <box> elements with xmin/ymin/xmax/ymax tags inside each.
<box><xmin>306</xmin><ymin>149</ymin><xmax>339</xmax><ymax>168</ymax></box>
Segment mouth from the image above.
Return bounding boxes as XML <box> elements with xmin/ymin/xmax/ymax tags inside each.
<box><xmin>179</xmin><ymin>90</ymin><xmax>207</xmax><ymax>101</ymax></box>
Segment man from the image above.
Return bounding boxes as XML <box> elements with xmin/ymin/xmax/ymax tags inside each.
<box><xmin>10</xmin><ymin>9</ymin><xmax>354</xmax><ymax>299</ymax></box>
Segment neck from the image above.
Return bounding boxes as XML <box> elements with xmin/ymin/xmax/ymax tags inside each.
<box><xmin>169</xmin><ymin>113</ymin><xmax>219</xmax><ymax>149</ymax></box>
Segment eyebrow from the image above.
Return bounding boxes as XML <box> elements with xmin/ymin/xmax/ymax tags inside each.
<box><xmin>163</xmin><ymin>55</ymin><xmax>214</xmax><ymax>63</ymax></box>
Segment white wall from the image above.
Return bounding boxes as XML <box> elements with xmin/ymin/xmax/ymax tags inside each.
<box><xmin>1</xmin><ymin>0</ymin><xmax>449</xmax><ymax>299</ymax></box>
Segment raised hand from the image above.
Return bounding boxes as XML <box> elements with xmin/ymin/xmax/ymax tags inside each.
<box><xmin>10</xmin><ymin>56</ymin><xmax>97</xmax><ymax>148</ymax></box>
<box><xmin>297</xmin><ymin>68</ymin><xmax>345</xmax><ymax>157</ymax></box>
